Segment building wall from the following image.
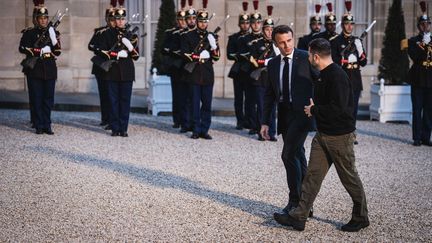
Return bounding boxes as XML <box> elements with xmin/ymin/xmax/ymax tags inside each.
<box><xmin>0</xmin><ymin>0</ymin><xmax>422</xmax><ymax>104</ymax></box>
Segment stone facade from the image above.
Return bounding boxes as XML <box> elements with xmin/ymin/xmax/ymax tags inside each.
<box><xmin>0</xmin><ymin>0</ymin><xmax>422</xmax><ymax>104</ymax></box>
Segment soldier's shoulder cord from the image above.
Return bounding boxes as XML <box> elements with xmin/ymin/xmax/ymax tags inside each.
<box><xmin>96</xmin><ymin>27</ymin><xmax>109</xmax><ymax>35</ymax></box>
<box><xmin>329</xmin><ymin>34</ymin><xmax>338</xmax><ymax>42</ymax></box>
<box><xmin>248</xmin><ymin>37</ymin><xmax>263</xmax><ymax>46</ymax></box>
<box><xmin>165</xmin><ymin>27</ymin><xmax>176</xmax><ymax>33</ymax></box>
<box><xmin>21</xmin><ymin>27</ymin><xmax>34</xmax><ymax>33</ymax></box>
<box><xmin>94</xmin><ymin>26</ymin><xmax>108</xmax><ymax>33</ymax></box>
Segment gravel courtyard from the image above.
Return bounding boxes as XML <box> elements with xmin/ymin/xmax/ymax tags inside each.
<box><xmin>0</xmin><ymin>109</ymin><xmax>431</xmax><ymax>241</ymax></box>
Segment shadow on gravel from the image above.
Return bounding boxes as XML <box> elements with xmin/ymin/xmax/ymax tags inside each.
<box><xmin>27</xmin><ymin>145</ymin><xmax>284</xmax><ymax>223</ymax></box>
<box><xmin>57</xmin><ymin>117</ymin><xmax>108</xmax><ymax>135</ymax></box>
<box><xmin>356</xmin><ymin>128</ymin><xmax>411</xmax><ymax>144</ymax></box>
<box><xmin>1</xmin><ymin>119</ymin><xmax>35</xmax><ymax>133</ymax></box>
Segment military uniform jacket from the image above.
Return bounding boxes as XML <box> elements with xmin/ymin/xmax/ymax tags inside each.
<box><xmin>238</xmin><ymin>32</ymin><xmax>263</xmax><ymax>73</ymax></box>
<box><xmin>297</xmin><ymin>32</ymin><xmax>319</xmax><ymax>51</ymax></box>
<box><xmin>226</xmin><ymin>30</ymin><xmax>249</xmax><ymax>78</ymax></box>
<box><xmin>408</xmin><ymin>33</ymin><xmax>432</xmax><ymax>88</ymax></box>
<box><xmin>314</xmin><ymin>30</ymin><xmax>338</xmax><ymax>42</ymax></box>
<box><xmin>88</xmin><ymin>25</ymin><xmax>109</xmax><ymax>78</ymax></box>
<box><xmin>162</xmin><ymin>26</ymin><xmax>186</xmax><ymax>77</ymax></box>
<box><xmin>249</xmin><ymin>37</ymin><xmax>278</xmax><ymax>86</ymax></box>
<box><xmin>19</xmin><ymin>26</ymin><xmax>61</xmax><ymax>80</ymax></box>
<box><xmin>331</xmin><ymin>34</ymin><xmax>367</xmax><ymax>91</ymax></box>
<box><xmin>181</xmin><ymin>28</ymin><xmax>220</xmax><ymax>85</ymax></box>
<box><xmin>97</xmin><ymin>27</ymin><xmax>139</xmax><ymax>82</ymax></box>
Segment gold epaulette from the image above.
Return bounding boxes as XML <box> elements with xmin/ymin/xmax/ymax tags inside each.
<box><xmin>96</xmin><ymin>27</ymin><xmax>109</xmax><ymax>35</ymax></box>
<box><xmin>329</xmin><ymin>35</ymin><xmax>338</xmax><ymax>42</ymax></box>
<box><xmin>94</xmin><ymin>26</ymin><xmax>107</xmax><ymax>33</ymax></box>
<box><xmin>165</xmin><ymin>27</ymin><xmax>176</xmax><ymax>33</ymax></box>
<box><xmin>21</xmin><ymin>27</ymin><xmax>33</xmax><ymax>33</ymax></box>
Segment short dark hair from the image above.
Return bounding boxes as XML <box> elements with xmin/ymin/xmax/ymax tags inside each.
<box><xmin>271</xmin><ymin>25</ymin><xmax>294</xmax><ymax>42</ymax></box>
<box><xmin>308</xmin><ymin>38</ymin><xmax>332</xmax><ymax>57</ymax></box>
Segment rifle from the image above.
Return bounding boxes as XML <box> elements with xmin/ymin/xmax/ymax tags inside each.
<box><xmin>184</xmin><ymin>15</ymin><xmax>230</xmax><ymax>73</ymax></box>
<box><xmin>21</xmin><ymin>8</ymin><xmax>68</xmax><ymax>70</ymax></box>
<box><xmin>91</xmin><ymin>25</ymin><xmax>139</xmax><ymax>72</ymax></box>
<box><xmin>250</xmin><ymin>42</ymin><xmax>273</xmax><ymax>81</ymax></box>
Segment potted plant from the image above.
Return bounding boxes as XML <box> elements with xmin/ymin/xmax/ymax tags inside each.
<box><xmin>370</xmin><ymin>0</ymin><xmax>412</xmax><ymax>123</ymax></box>
<box><xmin>148</xmin><ymin>0</ymin><xmax>176</xmax><ymax>116</ymax></box>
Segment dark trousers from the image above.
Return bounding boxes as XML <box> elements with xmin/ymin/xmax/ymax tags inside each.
<box><xmin>96</xmin><ymin>77</ymin><xmax>110</xmax><ymax>124</ymax></box>
<box><xmin>233</xmin><ymin>78</ymin><xmax>246</xmax><ymax>127</ymax></box>
<box><xmin>256</xmin><ymin>86</ymin><xmax>276</xmax><ymax>137</ymax></box>
<box><xmin>411</xmin><ymin>86</ymin><xmax>432</xmax><ymax>142</ymax></box>
<box><xmin>352</xmin><ymin>89</ymin><xmax>361</xmax><ymax>125</ymax></box>
<box><xmin>108</xmin><ymin>80</ymin><xmax>133</xmax><ymax>133</ymax></box>
<box><xmin>170</xmin><ymin>74</ymin><xmax>182</xmax><ymax>126</ymax></box>
<box><xmin>290</xmin><ymin>132</ymin><xmax>368</xmax><ymax>222</ymax></box>
<box><xmin>26</xmin><ymin>77</ymin><xmax>35</xmax><ymax>124</ymax></box>
<box><xmin>280</xmin><ymin>109</ymin><xmax>310</xmax><ymax>206</ymax></box>
<box><xmin>244</xmin><ymin>80</ymin><xmax>257</xmax><ymax>130</ymax></box>
<box><xmin>27</xmin><ymin>78</ymin><xmax>56</xmax><ymax>130</ymax></box>
<box><xmin>178</xmin><ymin>82</ymin><xmax>193</xmax><ymax>130</ymax></box>
<box><xmin>192</xmin><ymin>84</ymin><xmax>213</xmax><ymax>135</ymax></box>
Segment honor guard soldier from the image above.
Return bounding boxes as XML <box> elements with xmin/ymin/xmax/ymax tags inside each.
<box><xmin>19</xmin><ymin>0</ymin><xmax>61</xmax><ymax>135</ymax></box>
<box><xmin>297</xmin><ymin>4</ymin><xmax>322</xmax><ymax>51</ymax></box>
<box><xmin>181</xmin><ymin>0</ymin><xmax>220</xmax><ymax>139</ymax></box>
<box><xmin>408</xmin><ymin>1</ymin><xmax>432</xmax><ymax>146</ymax></box>
<box><xmin>238</xmin><ymin>0</ymin><xmax>263</xmax><ymax>135</ymax></box>
<box><xmin>162</xmin><ymin>0</ymin><xmax>188</xmax><ymax>129</ymax></box>
<box><xmin>314</xmin><ymin>2</ymin><xmax>337</xmax><ymax>42</ymax></box>
<box><xmin>88</xmin><ymin>0</ymin><xmax>117</xmax><ymax>129</ymax></box>
<box><xmin>97</xmin><ymin>0</ymin><xmax>139</xmax><ymax>137</ymax></box>
<box><xmin>249</xmin><ymin>5</ymin><xmax>278</xmax><ymax>141</ymax></box>
<box><xmin>331</xmin><ymin>0</ymin><xmax>366</xmax><ymax>144</ymax></box>
<box><xmin>227</xmin><ymin>1</ymin><xmax>250</xmax><ymax>130</ymax></box>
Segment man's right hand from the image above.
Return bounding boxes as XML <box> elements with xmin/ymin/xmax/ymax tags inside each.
<box><xmin>260</xmin><ymin>125</ymin><xmax>270</xmax><ymax>140</ymax></box>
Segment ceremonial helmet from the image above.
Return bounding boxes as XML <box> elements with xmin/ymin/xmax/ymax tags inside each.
<box><xmin>177</xmin><ymin>0</ymin><xmax>187</xmax><ymax>20</ymax></box>
<box><xmin>250</xmin><ymin>0</ymin><xmax>262</xmax><ymax>23</ymax></box>
<box><xmin>33</xmin><ymin>0</ymin><xmax>49</xmax><ymax>18</ymax></box>
<box><xmin>263</xmin><ymin>6</ymin><xmax>274</xmax><ymax>28</ymax></box>
<box><xmin>418</xmin><ymin>1</ymin><xmax>431</xmax><ymax>25</ymax></box>
<box><xmin>342</xmin><ymin>0</ymin><xmax>355</xmax><ymax>24</ymax></box>
<box><xmin>186</xmin><ymin>0</ymin><xmax>197</xmax><ymax>18</ymax></box>
<box><xmin>324</xmin><ymin>2</ymin><xmax>336</xmax><ymax>24</ymax></box>
<box><xmin>310</xmin><ymin>4</ymin><xmax>322</xmax><ymax>25</ymax></box>
<box><xmin>239</xmin><ymin>1</ymin><xmax>250</xmax><ymax>24</ymax></box>
<box><xmin>114</xmin><ymin>0</ymin><xmax>127</xmax><ymax>19</ymax></box>
<box><xmin>197</xmin><ymin>0</ymin><xmax>209</xmax><ymax>22</ymax></box>
<box><xmin>105</xmin><ymin>0</ymin><xmax>117</xmax><ymax>22</ymax></box>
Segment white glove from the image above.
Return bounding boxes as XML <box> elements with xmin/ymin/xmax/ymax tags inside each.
<box><xmin>122</xmin><ymin>37</ymin><xmax>134</xmax><ymax>52</ymax></box>
<box><xmin>40</xmin><ymin>45</ymin><xmax>52</xmax><ymax>55</ymax></box>
<box><xmin>423</xmin><ymin>32</ymin><xmax>431</xmax><ymax>45</ymax></box>
<box><xmin>117</xmin><ymin>50</ymin><xmax>128</xmax><ymax>59</ymax></box>
<box><xmin>207</xmin><ymin>34</ymin><xmax>217</xmax><ymax>50</ymax></box>
<box><xmin>348</xmin><ymin>54</ymin><xmax>358</xmax><ymax>63</ymax></box>
<box><xmin>264</xmin><ymin>58</ymin><xmax>272</xmax><ymax>66</ymax></box>
<box><xmin>354</xmin><ymin>38</ymin><xmax>364</xmax><ymax>56</ymax></box>
<box><xmin>199</xmin><ymin>50</ymin><xmax>210</xmax><ymax>59</ymax></box>
<box><xmin>48</xmin><ymin>27</ymin><xmax>58</xmax><ymax>46</ymax></box>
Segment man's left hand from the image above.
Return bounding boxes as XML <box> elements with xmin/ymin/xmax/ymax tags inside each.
<box><xmin>304</xmin><ymin>98</ymin><xmax>314</xmax><ymax>117</ymax></box>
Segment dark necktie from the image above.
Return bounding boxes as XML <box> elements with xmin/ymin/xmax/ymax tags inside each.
<box><xmin>282</xmin><ymin>56</ymin><xmax>290</xmax><ymax>102</ymax></box>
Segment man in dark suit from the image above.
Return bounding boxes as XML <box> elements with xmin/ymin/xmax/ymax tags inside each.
<box><xmin>260</xmin><ymin>25</ymin><xmax>315</xmax><ymax>214</ymax></box>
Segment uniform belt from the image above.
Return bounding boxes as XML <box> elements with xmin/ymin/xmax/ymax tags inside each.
<box><xmin>344</xmin><ymin>63</ymin><xmax>359</xmax><ymax>70</ymax></box>
<box><xmin>42</xmin><ymin>53</ymin><xmax>53</xmax><ymax>59</ymax></box>
<box><xmin>421</xmin><ymin>61</ymin><xmax>432</xmax><ymax>67</ymax></box>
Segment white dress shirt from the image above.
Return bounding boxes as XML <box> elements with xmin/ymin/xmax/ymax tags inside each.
<box><xmin>279</xmin><ymin>50</ymin><xmax>294</xmax><ymax>102</ymax></box>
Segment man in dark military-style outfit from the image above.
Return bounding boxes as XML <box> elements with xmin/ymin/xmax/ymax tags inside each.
<box><xmin>297</xmin><ymin>4</ymin><xmax>322</xmax><ymax>51</ymax></box>
<box><xmin>331</xmin><ymin>0</ymin><xmax>367</xmax><ymax>144</ymax></box>
<box><xmin>238</xmin><ymin>0</ymin><xmax>263</xmax><ymax>135</ymax></box>
<box><xmin>227</xmin><ymin>1</ymin><xmax>250</xmax><ymax>130</ymax></box>
<box><xmin>314</xmin><ymin>3</ymin><xmax>337</xmax><ymax>42</ymax></box>
<box><xmin>408</xmin><ymin>1</ymin><xmax>432</xmax><ymax>146</ymax></box>
<box><xmin>181</xmin><ymin>0</ymin><xmax>220</xmax><ymax>139</ymax></box>
<box><xmin>97</xmin><ymin>0</ymin><xmax>139</xmax><ymax>137</ymax></box>
<box><xmin>249</xmin><ymin>5</ymin><xmax>278</xmax><ymax>141</ymax></box>
<box><xmin>19</xmin><ymin>0</ymin><xmax>61</xmax><ymax>135</ymax></box>
<box><xmin>162</xmin><ymin>0</ymin><xmax>188</xmax><ymax>129</ymax></box>
<box><xmin>88</xmin><ymin>0</ymin><xmax>117</xmax><ymax>129</ymax></box>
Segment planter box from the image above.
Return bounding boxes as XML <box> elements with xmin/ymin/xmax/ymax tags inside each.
<box><xmin>370</xmin><ymin>79</ymin><xmax>412</xmax><ymax>124</ymax></box>
<box><xmin>147</xmin><ymin>70</ymin><xmax>172</xmax><ymax>116</ymax></box>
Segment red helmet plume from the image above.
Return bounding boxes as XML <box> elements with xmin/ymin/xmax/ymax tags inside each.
<box><xmin>315</xmin><ymin>4</ymin><xmax>321</xmax><ymax>14</ymax></box>
<box><xmin>267</xmin><ymin>5</ymin><xmax>273</xmax><ymax>17</ymax></box>
<box><xmin>181</xmin><ymin>0</ymin><xmax>186</xmax><ymax>9</ymax></box>
<box><xmin>110</xmin><ymin>0</ymin><xmax>117</xmax><ymax>7</ymax></box>
<box><xmin>420</xmin><ymin>1</ymin><xmax>427</xmax><ymax>13</ymax></box>
<box><xmin>253</xmin><ymin>0</ymin><xmax>259</xmax><ymax>11</ymax></box>
<box><xmin>118</xmin><ymin>0</ymin><xmax>124</xmax><ymax>7</ymax></box>
<box><xmin>242</xmin><ymin>1</ymin><xmax>248</xmax><ymax>12</ymax></box>
<box><xmin>326</xmin><ymin>2</ymin><xmax>333</xmax><ymax>12</ymax></box>
<box><xmin>188</xmin><ymin>0</ymin><xmax>193</xmax><ymax>7</ymax></box>
<box><xmin>345</xmin><ymin>0</ymin><xmax>352</xmax><ymax>13</ymax></box>
<box><xmin>202</xmin><ymin>0</ymin><xmax>208</xmax><ymax>9</ymax></box>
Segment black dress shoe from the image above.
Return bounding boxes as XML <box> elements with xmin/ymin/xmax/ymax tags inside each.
<box><xmin>44</xmin><ymin>128</ymin><xmax>54</xmax><ymax>135</ymax></box>
<box><xmin>104</xmin><ymin>125</ymin><xmax>112</xmax><ymax>130</ymax></box>
<box><xmin>341</xmin><ymin>219</ymin><xmax>370</xmax><ymax>232</ymax></box>
<box><xmin>273</xmin><ymin>212</ymin><xmax>306</xmax><ymax>231</ymax></box>
<box><xmin>257</xmin><ymin>135</ymin><xmax>265</xmax><ymax>141</ymax></box>
<box><xmin>191</xmin><ymin>133</ymin><xmax>199</xmax><ymax>139</ymax></box>
<box><xmin>35</xmin><ymin>129</ymin><xmax>44</xmax><ymax>134</ymax></box>
<box><xmin>99</xmin><ymin>122</ymin><xmax>108</xmax><ymax>126</ymax></box>
<box><xmin>111</xmin><ymin>132</ymin><xmax>120</xmax><ymax>136</ymax></box>
<box><xmin>422</xmin><ymin>140</ymin><xmax>432</xmax><ymax>146</ymax></box>
<box><xmin>200</xmin><ymin>133</ymin><xmax>212</xmax><ymax>140</ymax></box>
<box><xmin>269</xmin><ymin>136</ymin><xmax>278</xmax><ymax>142</ymax></box>
<box><xmin>235</xmin><ymin>124</ymin><xmax>243</xmax><ymax>130</ymax></box>
<box><xmin>248</xmin><ymin>129</ymin><xmax>257</xmax><ymax>135</ymax></box>
<box><xmin>180</xmin><ymin>128</ymin><xmax>188</xmax><ymax>133</ymax></box>
<box><xmin>354</xmin><ymin>140</ymin><xmax>359</xmax><ymax>145</ymax></box>
<box><xmin>282</xmin><ymin>205</ymin><xmax>313</xmax><ymax>218</ymax></box>
<box><xmin>413</xmin><ymin>140</ymin><xmax>421</xmax><ymax>146</ymax></box>
<box><xmin>172</xmin><ymin>123</ymin><xmax>180</xmax><ymax>128</ymax></box>
<box><xmin>120</xmin><ymin>132</ymin><xmax>128</xmax><ymax>137</ymax></box>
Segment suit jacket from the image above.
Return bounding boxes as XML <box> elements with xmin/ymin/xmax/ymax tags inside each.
<box><xmin>263</xmin><ymin>49</ymin><xmax>316</xmax><ymax>134</ymax></box>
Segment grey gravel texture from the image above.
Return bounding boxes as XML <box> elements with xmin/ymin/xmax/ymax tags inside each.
<box><xmin>0</xmin><ymin>109</ymin><xmax>431</xmax><ymax>242</ymax></box>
